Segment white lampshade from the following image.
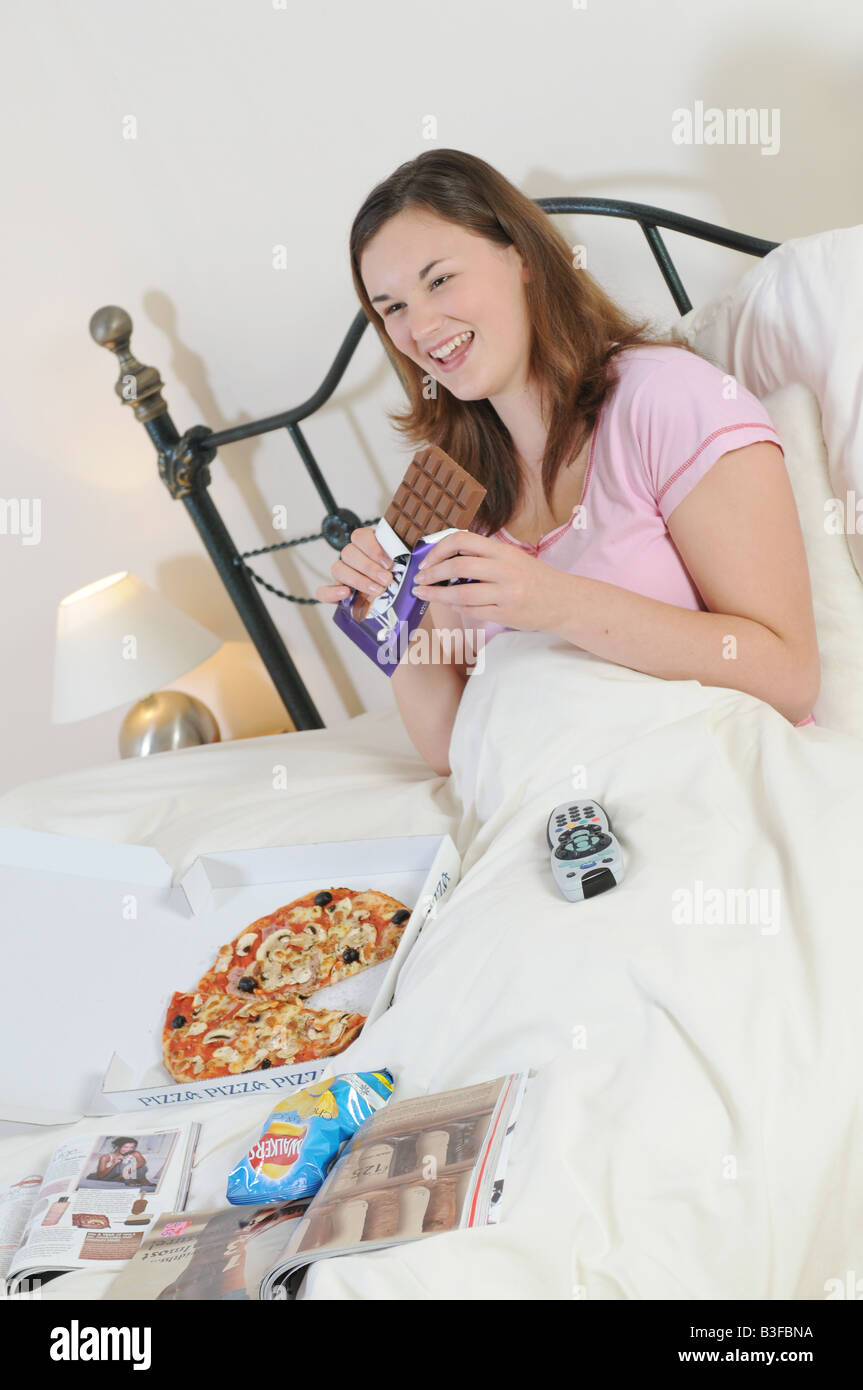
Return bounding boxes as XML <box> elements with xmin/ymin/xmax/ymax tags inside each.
<box><xmin>51</xmin><ymin>571</ymin><xmax>223</xmax><ymax>724</ymax></box>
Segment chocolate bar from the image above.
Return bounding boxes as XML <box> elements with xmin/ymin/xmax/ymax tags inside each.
<box><xmin>384</xmin><ymin>444</ymin><xmax>487</xmax><ymax>550</ymax></box>
<box><xmin>351</xmin><ymin>445</ymin><xmax>486</xmax><ymax>623</ymax></box>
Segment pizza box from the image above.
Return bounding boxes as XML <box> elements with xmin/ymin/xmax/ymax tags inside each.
<box><xmin>0</xmin><ymin>828</ymin><xmax>460</xmax><ymax>1125</ymax></box>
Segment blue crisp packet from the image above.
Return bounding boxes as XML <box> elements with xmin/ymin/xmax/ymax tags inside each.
<box><xmin>226</xmin><ymin>1071</ymin><xmax>394</xmax><ymax>1205</ymax></box>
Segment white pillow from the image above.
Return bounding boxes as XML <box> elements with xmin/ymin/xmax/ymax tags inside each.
<box><xmin>759</xmin><ymin>382</ymin><xmax>863</xmax><ymax>740</ymax></box>
<box><xmin>677</xmin><ymin>224</ymin><xmax>863</xmax><ymax>587</ymax></box>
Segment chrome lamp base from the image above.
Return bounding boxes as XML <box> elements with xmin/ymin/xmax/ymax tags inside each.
<box><xmin>118</xmin><ymin>691</ymin><xmax>221</xmax><ymax>758</ymax></box>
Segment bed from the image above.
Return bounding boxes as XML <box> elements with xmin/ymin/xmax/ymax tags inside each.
<box><xmin>2</xmin><ymin>204</ymin><xmax>863</xmax><ymax>1301</ymax></box>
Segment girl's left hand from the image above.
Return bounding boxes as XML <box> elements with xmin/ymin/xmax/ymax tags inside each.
<box><xmin>411</xmin><ymin>531</ymin><xmax>571</xmax><ymax>632</ymax></box>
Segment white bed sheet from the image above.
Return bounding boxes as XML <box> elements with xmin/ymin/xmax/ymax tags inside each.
<box><xmin>1</xmin><ymin>636</ymin><xmax>862</xmax><ymax>1301</ymax></box>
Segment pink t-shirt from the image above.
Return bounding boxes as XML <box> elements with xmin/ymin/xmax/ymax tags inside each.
<box><xmin>455</xmin><ymin>344</ymin><xmax>815</xmax><ymax>726</ymax></box>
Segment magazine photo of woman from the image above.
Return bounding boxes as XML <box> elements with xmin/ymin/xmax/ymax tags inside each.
<box><xmin>85</xmin><ymin>1138</ymin><xmax>157</xmax><ymax>1190</ymax></box>
<box><xmin>83</xmin><ymin>1134</ymin><xmax>170</xmax><ymax>1189</ymax></box>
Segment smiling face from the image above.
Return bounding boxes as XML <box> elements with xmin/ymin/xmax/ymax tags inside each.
<box><xmin>360</xmin><ymin>206</ymin><xmax>533</xmax><ymax>402</ymax></box>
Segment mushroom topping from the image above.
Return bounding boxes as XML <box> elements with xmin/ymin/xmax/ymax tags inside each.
<box><xmin>339</xmin><ymin>921</ymin><xmax>376</xmax><ymax>955</ymax></box>
<box><xmin>256</xmin><ymin>935</ymin><xmax>321</xmax><ymax>992</ymax></box>
<box><xmin>202</xmin><ymin>1027</ymin><xmax>237</xmax><ymax>1045</ymax></box>
<box><xmin>305</xmin><ymin>1012</ymin><xmax>350</xmax><ymax>1043</ymax></box>
<box><xmin>236</xmin><ymin>1000</ymin><xmax>265</xmax><ymax>1019</ymax></box>
<box><xmin>292</xmin><ymin>923</ymin><xmax>324</xmax><ymax>950</ymax></box>
<box><xmin>255</xmin><ymin>929</ymin><xmax>293</xmax><ymax>960</ymax></box>
<box><xmin>196</xmin><ymin>994</ymin><xmax>232</xmax><ymax>1023</ymax></box>
<box><xmin>211</xmin><ymin>1045</ymin><xmax>242</xmax><ymax>1069</ymax></box>
<box><xmin>284</xmin><ymin>960</ymin><xmax>315</xmax><ymax>986</ymax></box>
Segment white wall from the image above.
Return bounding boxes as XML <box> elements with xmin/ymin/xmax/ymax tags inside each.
<box><xmin>1</xmin><ymin>0</ymin><xmax>860</xmax><ymax>794</ymax></box>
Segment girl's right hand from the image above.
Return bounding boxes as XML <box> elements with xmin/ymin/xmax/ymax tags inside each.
<box><xmin>315</xmin><ymin>526</ymin><xmax>394</xmax><ymax>605</ymax></box>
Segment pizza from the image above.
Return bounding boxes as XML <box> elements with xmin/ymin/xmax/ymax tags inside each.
<box><xmin>162</xmin><ymin>887</ymin><xmax>412</xmax><ymax>1082</ymax></box>
<box><xmin>193</xmin><ymin>888</ymin><xmax>411</xmax><ymax>1001</ymax></box>
<box><xmin>162</xmin><ymin>989</ymin><xmax>367</xmax><ymax>1082</ymax></box>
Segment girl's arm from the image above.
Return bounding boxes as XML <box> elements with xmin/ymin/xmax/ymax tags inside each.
<box><xmin>390</xmin><ymin>600</ymin><xmax>469</xmax><ymax>777</ymax></box>
<box><xmin>548</xmin><ymin>442</ymin><xmax>821</xmax><ymax>725</ymax></box>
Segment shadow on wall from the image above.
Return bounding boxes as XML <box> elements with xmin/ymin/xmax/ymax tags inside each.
<box><xmin>142</xmin><ymin>288</ymin><xmax>390</xmax><ymax>723</ymax></box>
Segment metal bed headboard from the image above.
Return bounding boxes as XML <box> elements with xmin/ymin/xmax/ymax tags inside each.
<box><xmin>89</xmin><ymin>198</ymin><xmax>778</xmax><ymax>733</ymax></box>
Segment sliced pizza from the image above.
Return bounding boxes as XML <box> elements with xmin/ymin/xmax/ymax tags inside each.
<box><xmin>193</xmin><ymin>887</ymin><xmax>412</xmax><ymax>1002</ymax></box>
<box><xmin>161</xmin><ymin>886</ymin><xmax>414</xmax><ymax>1082</ymax></box>
<box><xmin>161</xmin><ymin>987</ymin><xmax>366</xmax><ymax>1082</ymax></box>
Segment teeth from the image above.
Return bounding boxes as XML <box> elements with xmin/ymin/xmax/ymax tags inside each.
<box><xmin>430</xmin><ymin>331</ymin><xmax>473</xmax><ymax>360</ymax></box>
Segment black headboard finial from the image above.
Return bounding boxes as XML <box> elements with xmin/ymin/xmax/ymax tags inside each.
<box><xmin>89</xmin><ymin>305</ymin><xmax>168</xmax><ymax>425</ymax></box>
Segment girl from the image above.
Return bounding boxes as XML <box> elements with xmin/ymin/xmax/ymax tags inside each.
<box><xmin>317</xmin><ymin>150</ymin><xmax>820</xmax><ymax>776</ymax></box>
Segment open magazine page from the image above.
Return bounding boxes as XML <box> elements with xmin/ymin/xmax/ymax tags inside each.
<box><xmin>107</xmin><ymin>1202</ymin><xmax>311</xmax><ymax>1300</ymax></box>
<box><xmin>475</xmin><ymin>1071</ymin><xmax>529</xmax><ymax>1226</ymax></box>
<box><xmin>264</xmin><ymin>1072</ymin><xmax>528</xmax><ymax>1296</ymax></box>
<box><xmin>6</xmin><ymin>1124</ymin><xmax>199</xmax><ymax>1289</ymax></box>
<box><xmin>0</xmin><ymin>1176</ymin><xmax>43</xmax><ymax>1281</ymax></box>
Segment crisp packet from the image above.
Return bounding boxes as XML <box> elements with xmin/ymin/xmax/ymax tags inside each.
<box><xmin>226</xmin><ymin>1070</ymin><xmax>394</xmax><ymax>1205</ymax></box>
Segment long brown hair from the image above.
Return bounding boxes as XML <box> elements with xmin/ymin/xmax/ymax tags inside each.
<box><xmin>349</xmin><ymin>148</ymin><xmax>700</xmax><ymax>536</ymax></box>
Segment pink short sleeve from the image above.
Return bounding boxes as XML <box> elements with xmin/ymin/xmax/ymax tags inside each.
<box><xmin>632</xmin><ymin>350</ymin><xmax>785</xmax><ymax>521</ymax></box>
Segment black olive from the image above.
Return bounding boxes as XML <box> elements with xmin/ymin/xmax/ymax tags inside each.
<box><xmin>170</xmin><ymin>1014</ymin><xmax>186</xmax><ymax>1030</ymax></box>
<box><xmin>237</xmin><ymin>977</ymin><xmax>258</xmax><ymax>992</ymax></box>
<box><xmin>260</xmin><ymin>1059</ymin><xmax>272</xmax><ymax>1070</ymax></box>
<box><xmin>248</xmin><ymin>1015</ymin><xmax>260</xmax><ymax>1023</ymax></box>
<box><xmin>391</xmin><ymin>909</ymin><xmax>410</xmax><ymax>924</ymax></box>
<box><xmin>342</xmin><ymin>947</ymin><xmax>360</xmax><ymax>964</ymax></box>
<box><xmin>314</xmin><ymin>891</ymin><xmax>333</xmax><ymax>906</ymax></box>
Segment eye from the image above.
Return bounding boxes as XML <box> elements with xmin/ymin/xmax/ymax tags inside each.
<box><xmin>383</xmin><ymin>274</ymin><xmax>452</xmax><ymax>317</ymax></box>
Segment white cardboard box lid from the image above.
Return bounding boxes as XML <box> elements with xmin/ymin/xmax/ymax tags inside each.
<box><xmin>0</xmin><ymin>826</ymin><xmax>172</xmax><ymax>886</ymax></box>
<box><xmin>0</xmin><ymin>829</ymin><xmax>451</xmax><ymax>900</ymax></box>
<box><xmin>177</xmin><ymin>835</ymin><xmax>453</xmax><ymax>914</ymax></box>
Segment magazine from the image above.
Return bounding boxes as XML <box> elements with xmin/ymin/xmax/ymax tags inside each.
<box><xmin>1</xmin><ymin>1123</ymin><xmax>199</xmax><ymax>1294</ymax></box>
<box><xmin>108</xmin><ymin>1073</ymin><xmax>527</xmax><ymax>1300</ymax></box>
<box><xmin>107</xmin><ymin>1200</ymin><xmax>312</xmax><ymax>1300</ymax></box>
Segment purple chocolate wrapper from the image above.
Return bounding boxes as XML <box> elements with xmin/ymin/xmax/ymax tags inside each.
<box><xmin>332</xmin><ymin>535</ymin><xmax>475</xmax><ymax>675</ymax></box>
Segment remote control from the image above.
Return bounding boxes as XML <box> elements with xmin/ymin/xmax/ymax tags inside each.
<box><xmin>546</xmin><ymin>800</ymin><xmax>611</xmax><ymax>848</ymax></box>
<box><xmin>546</xmin><ymin>799</ymin><xmax>625</xmax><ymax>902</ymax></box>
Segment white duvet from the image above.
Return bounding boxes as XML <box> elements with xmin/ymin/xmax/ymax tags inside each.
<box><xmin>2</xmin><ymin>632</ymin><xmax>862</xmax><ymax>1300</ymax></box>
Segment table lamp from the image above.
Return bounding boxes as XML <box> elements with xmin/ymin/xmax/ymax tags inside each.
<box><xmin>51</xmin><ymin>571</ymin><xmax>223</xmax><ymax>757</ymax></box>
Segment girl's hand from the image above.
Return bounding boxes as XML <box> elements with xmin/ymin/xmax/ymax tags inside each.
<box><xmin>315</xmin><ymin>526</ymin><xmax>393</xmax><ymax>605</ymax></box>
<box><xmin>411</xmin><ymin>531</ymin><xmax>572</xmax><ymax>632</ymax></box>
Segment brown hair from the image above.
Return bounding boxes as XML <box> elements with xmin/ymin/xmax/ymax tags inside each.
<box><xmin>349</xmin><ymin>148</ymin><xmax>700</xmax><ymax>536</ymax></box>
